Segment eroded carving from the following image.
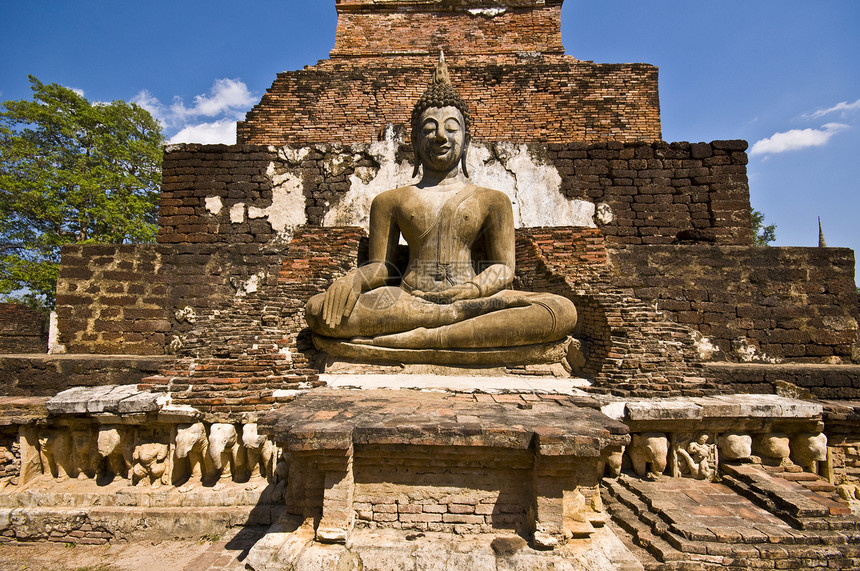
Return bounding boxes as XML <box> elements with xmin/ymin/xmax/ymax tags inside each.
<box><xmin>209</xmin><ymin>423</ymin><xmax>241</xmax><ymax>482</ymax></box>
<box><xmin>676</xmin><ymin>433</ymin><xmax>716</xmax><ymax>480</ymax></box>
<box><xmin>174</xmin><ymin>422</ymin><xmax>211</xmax><ymax>482</ymax></box>
<box><xmin>243</xmin><ymin>423</ymin><xmax>275</xmax><ymax>481</ymax></box>
<box><xmin>629</xmin><ymin>433</ymin><xmax>668</xmax><ymax>479</ymax></box>
<box><xmin>133</xmin><ymin>442</ymin><xmax>169</xmax><ymax>487</ymax></box>
<box><xmin>97</xmin><ymin>425</ymin><xmax>134</xmax><ymax>481</ymax></box>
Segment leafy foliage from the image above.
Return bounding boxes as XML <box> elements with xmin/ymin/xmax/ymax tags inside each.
<box><xmin>751</xmin><ymin>209</ymin><xmax>776</xmax><ymax>246</ymax></box>
<box><xmin>0</xmin><ymin>76</ymin><xmax>164</xmax><ymax>307</ymax></box>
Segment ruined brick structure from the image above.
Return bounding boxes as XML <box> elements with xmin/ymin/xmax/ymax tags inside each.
<box><xmin>3</xmin><ymin>0</ymin><xmax>860</xmax><ymax>566</ymax></box>
<box><xmin>238</xmin><ymin>0</ymin><xmax>660</xmax><ymax>145</ymax></box>
<box><xmin>0</xmin><ymin>304</ymin><xmax>46</xmax><ymax>354</ymax></box>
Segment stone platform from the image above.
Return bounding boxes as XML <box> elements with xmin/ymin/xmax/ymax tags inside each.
<box><xmin>256</xmin><ymin>387</ymin><xmax>629</xmax><ymax>553</ymax></box>
<box><xmin>247</xmin><ymin>523</ymin><xmax>644</xmax><ymax>571</ymax></box>
<box><xmin>0</xmin><ymin>478</ymin><xmax>284</xmax><ymax>544</ymax></box>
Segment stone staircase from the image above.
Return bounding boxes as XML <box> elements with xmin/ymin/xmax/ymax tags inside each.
<box><xmin>602</xmin><ymin>466</ymin><xmax>860</xmax><ymax>569</ymax></box>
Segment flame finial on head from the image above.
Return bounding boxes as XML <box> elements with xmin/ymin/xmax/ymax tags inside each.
<box><xmin>411</xmin><ymin>51</ymin><xmax>472</xmax><ymax>177</ymax></box>
<box><xmin>433</xmin><ymin>50</ymin><xmax>451</xmax><ymax>85</ymax></box>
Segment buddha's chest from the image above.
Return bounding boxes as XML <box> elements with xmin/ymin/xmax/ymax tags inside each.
<box><xmin>397</xmin><ymin>192</ymin><xmax>485</xmax><ymax>247</ymax></box>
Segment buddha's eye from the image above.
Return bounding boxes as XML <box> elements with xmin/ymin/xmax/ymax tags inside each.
<box><xmin>444</xmin><ymin>119</ymin><xmax>461</xmax><ymax>132</ymax></box>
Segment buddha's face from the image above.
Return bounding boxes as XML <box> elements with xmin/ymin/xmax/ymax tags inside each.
<box><xmin>416</xmin><ymin>106</ymin><xmax>465</xmax><ymax>174</ymax></box>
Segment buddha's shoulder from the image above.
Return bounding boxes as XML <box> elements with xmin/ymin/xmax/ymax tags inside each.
<box><xmin>471</xmin><ymin>186</ymin><xmax>512</xmax><ymax>205</ymax></box>
<box><xmin>371</xmin><ymin>185</ymin><xmax>418</xmax><ymax>205</ymax></box>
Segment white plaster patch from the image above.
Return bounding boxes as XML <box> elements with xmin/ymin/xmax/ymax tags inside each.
<box><xmin>468</xmin><ymin>143</ymin><xmax>596</xmax><ymax>228</ymax></box>
<box><xmin>204</xmin><ymin>196</ymin><xmax>223</xmax><ymax>216</ymax></box>
<box><xmin>321</xmin><ymin>142</ymin><xmax>598</xmax><ymax>230</ymax></box>
<box><xmin>596</xmin><ymin>202</ymin><xmax>614</xmax><ymax>224</ymax></box>
<box><xmin>249</xmin><ymin>166</ymin><xmax>307</xmax><ymax>241</ymax></box>
<box><xmin>733</xmin><ymin>337</ymin><xmax>780</xmax><ymax>364</ymax></box>
<box><xmin>47</xmin><ymin>311</ymin><xmax>65</xmax><ymax>354</ymax></box>
<box><xmin>277</xmin><ymin>146</ymin><xmax>310</xmax><ymax>165</ymax></box>
<box><xmin>322</xmin><ymin>136</ymin><xmax>415</xmax><ymax>231</ymax></box>
<box><xmin>236</xmin><ymin>272</ymin><xmax>266</xmax><ymax>297</ymax></box>
<box><xmin>174</xmin><ymin>306</ymin><xmax>197</xmax><ymax>324</ymax></box>
<box><xmin>230</xmin><ymin>203</ymin><xmax>245</xmax><ymax>223</ymax></box>
<box><xmin>601</xmin><ymin>401</ymin><xmax>627</xmax><ymax>421</ymax></box>
<box><xmin>168</xmin><ymin>335</ymin><xmax>186</xmax><ymax>353</ymax></box>
<box><xmin>467</xmin><ymin>8</ymin><xmax>507</xmax><ymax>17</ymax></box>
<box><xmin>693</xmin><ymin>334</ymin><xmax>720</xmax><ymax>361</ymax></box>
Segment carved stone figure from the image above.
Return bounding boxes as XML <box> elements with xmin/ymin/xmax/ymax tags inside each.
<box><xmin>38</xmin><ymin>429</ymin><xmax>73</xmax><ymax>481</ymax></box>
<box><xmin>598</xmin><ymin>445</ymin><xmax>625</xmax><ymax>478</ymax></box>
<box><xmin>629</xmin><ymin>433</ymin><xmax>668</xmax><ymax>479</ymax></box>
<box><xmin>677</xmin><ymin>434</ymin><xmax>716</xmax><ymax>480</ymax></box>
<box><xmin>753</xmin><ymin>433</ymin><xmax>791</xmax><ymax>464</ymax></box>
<box><xmin>305</xmin><ymin>55</ymin><xmax>577</xmax><ymax>364</ymax></box>
<box><xmin>242</xmin><ymin>423</ymin><xmax>275</xmax><ymax>481</ymax></box>
<box><xmin>718</xmin><ymin>433</ymin><xmax>752</xmax><ymax>461</ymax></box>
<box><xmin>97</xmin><ymin>425</ymin><xmax>134</xmax><ymax>481</ymax></box>
<box><xmin>790</xmin><ymin>432</ymin><xmax>828</xmax><ymax>473</ymax></box>
<box><xmin>174</xmin><ymin>422</ymin><xmax>210</xmax><ymax>482</ymax></box>
<box><xmin>132</xmin><ymin>442</ymin><xmax>169</xmax><ymax>487</ymax></box>
<box><xmin>209</xmin><ymin>423</ymin><xmax>241</xmax><ymax>482</ymax></box>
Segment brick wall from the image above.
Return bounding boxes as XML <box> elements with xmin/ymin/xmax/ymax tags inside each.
<box><xmin>546</xmin><ymin>140</ymin><xmax>752</xmax><ymax>246</ymax></box>
<box><xmin>0</xmin><ymin>304</ymin><xmax>46</xmax><ymax>354</ymax></box>
<box><xmin>55</xmin><ymin>245</ymin><xmax>169</xmax><ymax>355</ymax></box>
<box><xmin>159</xmin><ymin>141</ymin><xmax>751</xmax><ymax>248</ymax></box>
<box><xmin>352</xmin><ymin>445</ymin><xmax>536</xmax><ymax>534</ymax></box>
<box><xmin>609</xmin><ymin>245</ymin><xmax>859</xmax><ymax>363</ymax></box>
<box><xmin>332</xmin><ymin>3</ymin><xmax>565</xmax><ymax>57</ymax></box>
<box><xmin>237</xmin><ymin>57</ymin><xmax>660</xmax><ymax>146</ymax></box>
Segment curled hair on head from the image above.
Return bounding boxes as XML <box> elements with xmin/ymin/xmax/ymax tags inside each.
<box><xmin>411</xmin><ymin>52</ymin><xmax>471</xmax><ymax>178</ymax></box>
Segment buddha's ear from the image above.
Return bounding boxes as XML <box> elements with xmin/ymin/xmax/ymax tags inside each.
<box><xmin>412</xmin><ymin>146</ymin><xmax>421</xmax><ymax>178</ymax></box>
<box><xmin>461</xmin><ymin>136</ymin><xmax>470</xmax><ymax>178</ymax></box>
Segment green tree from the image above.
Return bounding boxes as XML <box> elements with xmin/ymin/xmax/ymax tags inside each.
<box><xmin>751</xmin><ymin>209</ymin><xmax>776</xmax><ymax>246</ymax></box>
<box><xmin>1</xmin><ymin>76</ymin><xmax>164</xmax><ymax>307</ymax></box>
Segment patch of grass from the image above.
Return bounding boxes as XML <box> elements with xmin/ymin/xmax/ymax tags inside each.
<box><xmin>198</xmin><ymin>533</ymin><xmax>221</xmax><ymax>544</ymax></box>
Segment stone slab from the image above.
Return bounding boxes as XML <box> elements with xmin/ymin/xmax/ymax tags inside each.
<box><xmin>246</xmin><ymin>522</ymin><xmax>644</xmax><ymax>571</ymax></box>
<box><xmin>259</xmin><ymin>388</ymin><xmax>628</xmax><ymax>456</ymax></box>
<box><xmin>608</xmin><ymin>395</ymin><xmax>822</xmax><ymax>424</ymax></box>
<box><xmin>321</xmin><ymin>373</ymin><xmax>591</xmax><ymax>394</ymax></box>
<box><xmin>46</xmin><ymin>385</ymin><xmax>161</xmax><ymax>415</ymax></box>
<box><xmin>314</xmin><ymin>334</ymin><xmax>572</xmax><ymax>366</ymax></box>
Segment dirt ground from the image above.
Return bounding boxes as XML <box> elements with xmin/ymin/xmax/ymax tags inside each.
<box><xmin>0</xmin><ymin>526</ymin><xmax>265</xmax><ymax>571</ymax></box>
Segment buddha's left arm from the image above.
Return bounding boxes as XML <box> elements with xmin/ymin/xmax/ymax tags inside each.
<box><xmin>470</xmin><ymin>194</ymin><xmax>515</xmax><ymax>297</ymax></box>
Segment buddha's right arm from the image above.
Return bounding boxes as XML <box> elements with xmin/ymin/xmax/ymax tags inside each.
<box><xmin>321</xmin><ymin>262</ymin><xmax>390</xmax><ymax>327</ymax></box>
<box><xmin>322</xmin><ymin>191</ymin><xmax>400</xmax><ymax>327</ymax></box>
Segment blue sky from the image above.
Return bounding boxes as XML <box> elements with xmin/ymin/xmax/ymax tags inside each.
<box><xmin>2</xmin><ymin>1</ymin><xmax>858</xmax><ymax>284</ymax></box>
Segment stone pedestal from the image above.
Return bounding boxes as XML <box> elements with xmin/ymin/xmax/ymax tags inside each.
<box><xmin>257</xmin><ymin>387</ymin><xmax>629</xmax><ymax>553</ymax></box>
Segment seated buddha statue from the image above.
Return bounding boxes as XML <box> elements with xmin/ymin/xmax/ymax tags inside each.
<box><xmin>306</xmin><ymin>56</ymin><xmax>577</xmax><ymax>362</ymax></box>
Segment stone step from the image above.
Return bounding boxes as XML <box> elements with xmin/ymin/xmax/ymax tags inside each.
<box><xmin>722</xmin><ymin>463</ymin><xmax>833</xmax><ymax>518</ymax></box>
<box><xmin>602</xmin><ymin>489</ymin><xmax>692</xmax><ymax>568</ymax></box>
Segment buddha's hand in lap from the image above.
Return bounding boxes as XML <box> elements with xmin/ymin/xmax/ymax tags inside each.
<box><xmin>412</xmin><ymin>283</ymin><xmax>481</xmax><ymax>304</ymax></box>
<box><xmin>322</xmin><ymin>275</ymin><xmax>362</xmax><ymax>328</ymax></box>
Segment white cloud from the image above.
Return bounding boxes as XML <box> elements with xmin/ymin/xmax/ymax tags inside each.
<box><xmin>749</xmin><ymin>123</ymin><xmax>849</xmax><ymax>156</ymax></box>
<box><xmin>69</xmin><ymin>87</ymin><xmax>85</xmax><ymax>97</ymax></box>
<box><xmin>806</xmin><ymin>99</ymin><xmax>860</xmax><ymax>120</ymax></box>
<box><xmin>168</xmin><ymin>119</ymin><xmax>237</xmax><ymax>145</ymax></box>
<box><xmin>170</xmin><ymin>78</ymin><xmax>255</xmax><ymax>119</ymax></box>
<box><xmin>132</xmin><ymin>78</ymin><xmax>254</xmax><ymax>145</ymax></box>
<box><xmin>131</xmin><ymin>89</ymin><xmax>169</xmax><ymax>127</ymax></box>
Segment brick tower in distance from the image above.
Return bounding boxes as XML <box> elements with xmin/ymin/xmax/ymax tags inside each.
<box><xmin>238</xmin><ymin>0</ymin><xmax>661</xmax><ymax>145</ymax></box>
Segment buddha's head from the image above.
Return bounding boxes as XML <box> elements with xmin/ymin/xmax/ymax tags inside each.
<box><xmin>411</xmin><ymin>53</ymin><xmax>471</xmax><ymax>178</ymax></box>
